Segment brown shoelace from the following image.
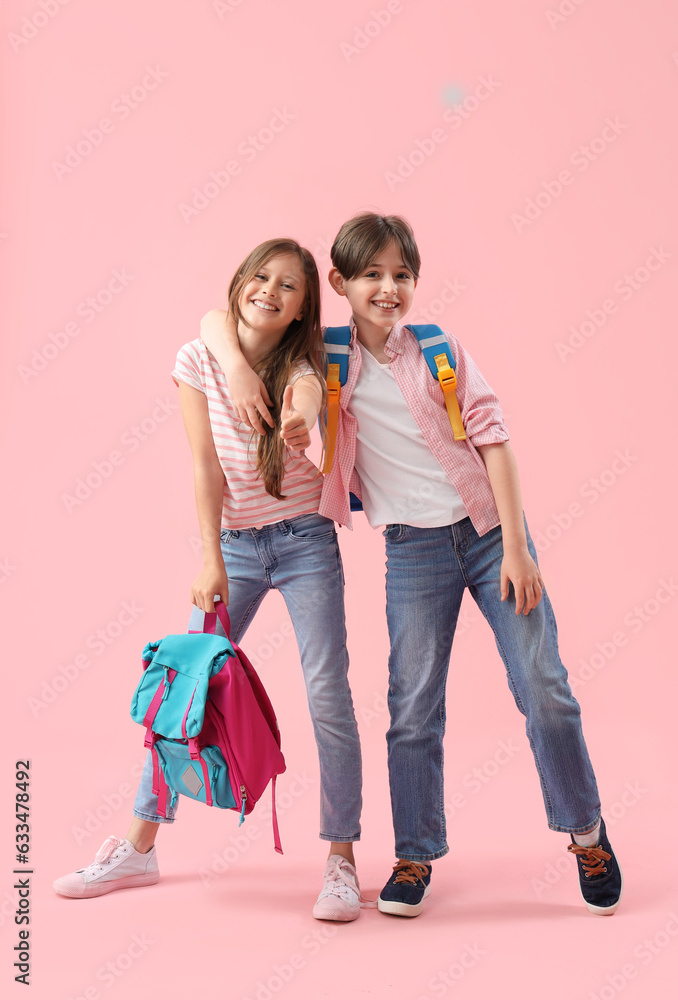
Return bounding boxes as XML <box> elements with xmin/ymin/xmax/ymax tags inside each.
<box><xmin>391</xmin><ymin>860</ymin><xmax>431</xmax><ymax>885</ymax></box>
<box><xmin>567</xmin><ymin>843</ymin><xmax>611</xmax><ymax>877</ymax></box>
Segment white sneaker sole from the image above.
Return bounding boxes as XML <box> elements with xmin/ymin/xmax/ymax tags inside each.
<box><xmin>53</xmin><ymin>870</ymin><xmax>159</xmax><ymax>899</ymax></box>
<box><xmin>378</xmin><ymin>883</ymin><xmax>431</xmax><ymax>917</ymax></box>
<box><xmin>312</xmin><ymin>899</ymin><xmax>361</xmax><ymax>922</ymax></box>
<box><xmin>580</xmin><ymin>865</ymin><xmax>624</xmax><ymax>915</ymax></box>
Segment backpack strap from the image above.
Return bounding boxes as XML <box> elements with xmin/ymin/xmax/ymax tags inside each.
<box><xmin>321</xmin><ymin>326</ymin><xmax>352</xmax><ymax>474</ymax></box>
<box><xmin>142</xmin><ymin>667</ymin><xmax>177</xmax><ymax>729</ymax></box>
<box><xmin>407</xmin><ymin>325</ymin><xmax>466</xmax><ymax>441</ymax></box>
<box><xmin>271</xmin><ymin>775</ymin><xmax>283</xmax><ymax>854</ymax></box>
<box><xmin>202</xmin><ymin>601</ymin><xmax>231</xmax><ymax>636</ymax></box>
<box><xmin>155</xmin><ymin>757</ymin><xmax>168</xmax><ymax>817</ymax></box>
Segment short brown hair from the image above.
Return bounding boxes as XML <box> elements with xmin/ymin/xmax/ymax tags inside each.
<box><xmin>330</xmin><ymin>212</ymin><xmax>421</xmax><ymax>280</ymax></box>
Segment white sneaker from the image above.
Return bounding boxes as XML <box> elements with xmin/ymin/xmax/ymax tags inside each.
<box><xmin>53</xmin><ymin>836</ymin><xmax>159</xmax><ymax>899</ymax></box>
<box><xmin>313</xmin><ymin>854</ymin><xmax>362</xmax><ymax>921</ymax></box>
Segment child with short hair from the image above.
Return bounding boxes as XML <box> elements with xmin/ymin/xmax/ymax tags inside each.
<box><xmin>201</xmin><ymin>214</ymin><xmax>622</xmax><ymax>919</ymax></box>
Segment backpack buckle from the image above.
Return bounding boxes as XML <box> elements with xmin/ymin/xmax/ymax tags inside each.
<box><xmin>326</xmin><ymin>363</ymin><xmax>341</xmax><ymax>398</ymax></box>
<box><xmin>434</xmin><ymin>353</ymin><xmax>456</xmax><ymax>384</ymax></box>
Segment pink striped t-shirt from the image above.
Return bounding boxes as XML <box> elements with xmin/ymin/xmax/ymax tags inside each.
<box><xmin>172</xmin><ymin>339</ymin><xmax>323</xmax><ymax>530</ymax></box>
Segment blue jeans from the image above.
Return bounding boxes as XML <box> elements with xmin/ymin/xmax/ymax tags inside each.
<box><xmin>383</xmin><ymin>516</ymin><xmax>601</xmax><ymax>861</ymax></box>
<box><xmin>133</xmin><ymin>512</ymin><xmax>362</xmax><ymax>842</ymax></box>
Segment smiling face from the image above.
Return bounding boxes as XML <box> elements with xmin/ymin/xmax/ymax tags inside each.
<box><xmin>329</xmin><ymin>240</ymin><xmax>417</xmax><ymax>338</ymax></box>
<box><xmin>238</xmin><ymin>253</ymin><xmax>307</xmax><ymax>337</ymax></box>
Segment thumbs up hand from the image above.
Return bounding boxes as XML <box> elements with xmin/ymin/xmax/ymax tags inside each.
<box><xmin>280</xmin><ymin>385</ymin><xmax>311</xmax><ymax>454</ymax></box>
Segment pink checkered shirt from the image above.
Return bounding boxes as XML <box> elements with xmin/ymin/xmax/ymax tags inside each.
<box><xmin>318</xmin><ymin>320</ymin><xmax>510</xmax><ymax>534</ymax></box>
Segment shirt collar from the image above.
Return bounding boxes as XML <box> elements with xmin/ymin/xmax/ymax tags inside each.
<box><xmin>348</xmin><ymin>317</ymin><xmax>407</xmax><ymax>356</ymax></box>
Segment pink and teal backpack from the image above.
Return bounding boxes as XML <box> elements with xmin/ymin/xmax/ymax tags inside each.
<box><xmin>130</xmin><ymin>602</ymin><xmax>285</xmax><ymax>852</ymax></box>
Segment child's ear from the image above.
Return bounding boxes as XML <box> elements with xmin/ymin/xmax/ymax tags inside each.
<box><xmin>328</xmin><ymin>267</ymin><xmax>347</xmax><ymax>297</ymax></box>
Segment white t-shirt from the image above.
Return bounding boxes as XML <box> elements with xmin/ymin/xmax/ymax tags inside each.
<box><xmin>349</xmin><ymin>343</ymin><xmax>469</xmax><ymax>528</ymax></box>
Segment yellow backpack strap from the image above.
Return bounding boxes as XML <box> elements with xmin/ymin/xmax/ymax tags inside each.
<box><xmin>434</xmin><ymin>354</ymin><xmax>466</xmax><ymax>441</ymax></box>
<box><xmin>407</xmin><ymin>325</ymin><xmax>466</xmax><ymax>441</ymax></box>
<box><xmin>321</xmin><ymin>362</ymin><xmax>342</xmax><ymax>474</ymax></box>
<box><xmin>320</xmin><ymin>327</ymin><xmax>352</xmax><ymax>474</ymax></box>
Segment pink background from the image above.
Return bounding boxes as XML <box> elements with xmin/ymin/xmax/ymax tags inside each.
<box><xmin>2</xmin><ymin>1</ymin><xmax>677</xmax><ymax>997</ymax></box>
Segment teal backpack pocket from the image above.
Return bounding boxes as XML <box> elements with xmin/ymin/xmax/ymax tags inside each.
<box><xmin>154</xmin><ymin>740</ymin><xmax>236</xmax><ymax>810</ymax></box>
<box><xmin>130</xmin><ymin>633</ymin><xmax>233</xmax><ymax>739</ymax></box>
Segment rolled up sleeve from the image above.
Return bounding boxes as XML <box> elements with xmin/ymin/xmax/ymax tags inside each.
<box><xmin>448</xmin><ymin>334</ymin><xmax>510</xmax><ymax>447</ymax></box>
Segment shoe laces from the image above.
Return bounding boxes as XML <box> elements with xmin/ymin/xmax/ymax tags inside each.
<box><xmin>391</xmin><ymin>860</ymin><xmax>430</xmax><ymax>885</ymax></box>
<box><xmin>567</xmin><ymin>842</ymin><xmax>611</xmax><ymax>877</ymax></box>
<box><xmin>320</xmin><ymin>859</ymin><xmax>377</xmax><ymax>908</ymax></box>
<box><xmin>320</xmin><ymin>858</ymin><xmax>359</xmax><ymax>901</ymax></box>
<box><xmin>77</xmin><ymin>836</ymin><xmax>127</xmax><ymax>874</ymax></box>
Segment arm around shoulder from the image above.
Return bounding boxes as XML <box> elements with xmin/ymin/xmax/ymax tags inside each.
<box><xmin>200</xmin><ymin>309</ymin><xmax>274</xmax><ymax>433</ymax></box>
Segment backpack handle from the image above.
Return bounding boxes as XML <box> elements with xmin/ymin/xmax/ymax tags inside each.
<box><xmin>202</xmin><ymin>600</ymin><xmax>231</xmax><ymax>638</ymax></box>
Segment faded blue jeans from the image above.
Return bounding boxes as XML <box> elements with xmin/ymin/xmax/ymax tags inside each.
<box><xmin>133</xmin><ymin>512</ymin><xmax>362</xmax><ymax>842</ymax></box>
<box><xmin>383</xmin><ymin>516</ymin><xmax>601</xmax><ymax>861</ymax></box>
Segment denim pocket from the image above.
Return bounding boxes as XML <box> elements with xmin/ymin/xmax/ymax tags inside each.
<box><xmin>287</xmin><ymin>513</ymin><xmax>336</xmax><ymax>541</ymax></box>
<box><xmin>382</xmin><ymin>523</ymin><xmax>406</xmax><ymax>542</ymax></box>
<box><xmin>220</xmin><ymin>529</ymin><xmax>240</xmax><ymax>544</ymax></box>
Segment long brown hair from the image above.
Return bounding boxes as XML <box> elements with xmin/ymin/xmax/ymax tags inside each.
<box><xmin>227</xmin><ymin>239</ymin><xmax>324</xmax><ymax>500</ymax></box>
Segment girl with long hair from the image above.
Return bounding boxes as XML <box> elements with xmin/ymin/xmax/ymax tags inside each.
<box><xmin>53</xmin><ymin>239</ymin><xmax>365</xmax><ymax>921</ymax></box>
